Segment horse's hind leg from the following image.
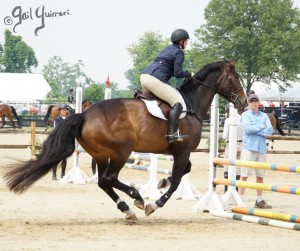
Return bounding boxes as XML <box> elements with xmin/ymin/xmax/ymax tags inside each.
<box><xmin>97</xmin><ymin>158</ymin><xmax>140</xmax><ymax>220</ymax></box>
<box><xmin>145</xmin><ymin>153</ymin><xmax>190</xmax><ymax>216</ymax></box>
<box><xmin>1</xmin><ymin>117</ymin><xmax>6</xmax><ymax>128</ymax></box>
<box><xmin>11</xmin><ymin>119</ymin><xmax>15</xmax><ymax>129</ymax></box>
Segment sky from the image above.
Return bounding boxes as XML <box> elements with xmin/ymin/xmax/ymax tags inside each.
<box><xmin>1</xmin><ymin>0</ymin><xmax>300</xmax><ymax>90</ymax></box>
<box><xmin>0</xmin><ymin>0</ymin><xmax>210</xmax><ymax>89</ymax></box>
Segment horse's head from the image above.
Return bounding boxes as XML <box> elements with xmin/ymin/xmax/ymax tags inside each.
<box><xmin>82</xmin><ymin>99</ymin><xmax>93</xmax><ymax>111</ymax></box>
<box><xmin>180</xmin><ymin>60</ymin><xmax>247</xmax><ymax>111</ymax></box>
<box><xmin>217</xmin><ymin>60</ymin><xmax>247</xmax><ymax>109</ymax></box>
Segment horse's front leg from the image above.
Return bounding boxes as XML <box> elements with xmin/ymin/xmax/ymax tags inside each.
<box><xmin>157</xmin><ymin>160</ymin><xmax>192</xmax><ymax>189</ymax></box>
<box><xmin>145</xmin><ymin>153</ymin><xmax>190</xmax><ymax>216</ymax></box>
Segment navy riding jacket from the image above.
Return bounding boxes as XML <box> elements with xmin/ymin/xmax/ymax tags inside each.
<box><xmin>54</xmin><ymin>115</ymin><xmax>65</xmax><ymax>128</ymax></box>
<box><xmin>142</xmin><ymin>44</ymin><xmax>190</xmax><ymax>84</ymax></box>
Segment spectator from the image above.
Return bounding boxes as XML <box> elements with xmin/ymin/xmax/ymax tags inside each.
<box><xmin>52</xmin><ymin>104</ymin><xmax>68</xmax><ymax>180</ymax></box>
<box><xmin>239</xmin><ymin>94</ymin><xmax>273</xmax><ymax>208</ymax></box>
<box><xmin>68</xmin><ymin>88</ymin><xmax>75</xmax><ymax>111</ymax></box>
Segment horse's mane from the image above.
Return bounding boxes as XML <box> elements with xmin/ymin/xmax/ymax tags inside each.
<box><xmin>179</xmin><ymin>61</ymin><xmax>227</xmax><ymax>94</ymax></box>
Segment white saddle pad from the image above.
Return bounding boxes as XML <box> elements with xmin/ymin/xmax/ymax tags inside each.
<box><xmin>141</xmin><ymin>99</ymin><xmax>187</xmax><ymax>120</ymax></box>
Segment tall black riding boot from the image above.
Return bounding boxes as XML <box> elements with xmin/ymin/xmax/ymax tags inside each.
<box><xmin>61</xmin><ymin>159</ymin><xmax>67</xmax><ymax>178</ymax></box>
<box><xmin>166</xmin><ymin>103</ymin><xmax>188</xmax><ymax>143</ymax></box>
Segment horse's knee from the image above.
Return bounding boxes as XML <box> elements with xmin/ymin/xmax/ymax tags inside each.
<box><xmin>98</xmin><ymin>175</ymin><xmax>116</xmax><ymax>190</ymax></box>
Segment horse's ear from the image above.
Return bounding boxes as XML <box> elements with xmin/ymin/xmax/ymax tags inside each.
<box><xmin>229</xmin><ymin>59</ymin><xmax>237</xmax><ymax>67</ymax></box>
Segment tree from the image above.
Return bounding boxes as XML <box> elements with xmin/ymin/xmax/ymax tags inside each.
<box><xmin>193</xmin><ymin>0</ymin><xmax>300</xmax><ymax>93</ymax></box>
<box><xmin>0</xmin><ymin>30</ymin><xmax>38</xmax><ymax>73</ymax></box>
<box><xmin>43</xmin><ymin>56</ymin><xmax>89</xmax><ymax>102</ymax></box>
<box><xmin>83</xmin><ymin>82</ymin><xmax>105</xmax><ymax>102</ymax></box>
<box><xmin>126</xmin><ymin>31</ymin><xmax>169</xmax><ymax>90</ymax></box>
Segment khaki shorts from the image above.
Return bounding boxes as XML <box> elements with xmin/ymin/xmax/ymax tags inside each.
<box><xmin>240</xmin><ymin>149</ymin><xmax>266</xmax><ymax>178</ymax></box>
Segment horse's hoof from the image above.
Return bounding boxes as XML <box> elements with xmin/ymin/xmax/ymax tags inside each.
<box><xmin>134</xmin><ymin>199</ymin><xmax>145</xmax><ymax>210</ymax></box>
<box><xmin>145</xmin><ymin>204</ymin><xmax>156</xmax><ymax>216</ymax></box>
<box><xmin>126</xmin><ymin>213</ymin><xmax>138</xmax><ymax>221</ymax></box>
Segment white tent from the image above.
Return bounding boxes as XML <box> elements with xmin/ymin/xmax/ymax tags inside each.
<box><xmin>0</xmin><ymin>73</ymin><xmax>51</xmax><ymax>103</ymax></box>
<box><xmin>252</xmin><ymin>82</ymin><xmax>300</xmax><ymax>102</ymax></box>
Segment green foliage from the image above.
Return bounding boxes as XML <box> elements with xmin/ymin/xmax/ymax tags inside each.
<box><xmin>0</xmin><ymin>30</ymin><xmax>38</xmax><ymax>73</ymax></box>
<box><xmin>193</xmin><ymin>0</ymin><xmax>300</xmax><ymax>93</ymax></box>
<box><xmin>126</xmin><ymin>31</ymin><xmax>169</xmax><ymax>90</ymax></box>
<box><xmin>83</xmin><ymin>83</ymin><xmax>105</xmax><ymax>102</ymax></box>
<box><xmin>206</xmin><ymin>137</ymin><xmax>226</xmax><ymax>150</ymax></box>
<box><xmin>42</xmin><ymin>56</ymin><xmax>88</xmax><ymax>101</ymax></box>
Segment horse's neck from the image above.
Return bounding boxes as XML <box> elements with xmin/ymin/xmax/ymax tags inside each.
<box><xmin>187</xmin><ymin>76</ymin><xmax>219</xmax><ymax>121</ymax></box>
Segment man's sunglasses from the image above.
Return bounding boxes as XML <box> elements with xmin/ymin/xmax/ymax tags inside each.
<box><xmin>249</xmin><ymin>99</ymin><xmax>259</xmax><ymax>103</ymax></box>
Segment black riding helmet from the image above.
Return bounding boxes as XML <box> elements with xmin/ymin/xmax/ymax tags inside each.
<box><xmin>58</xmin><ymin>104</ymin><xmax>68</xmax><ymax>110</ymax></box>
<box><xmin>171</xmin><ymin>29</ymin><xmax>190</xmax><ymax>44</ymax></box>
<box><xmin>248</xmin><ymin>90</ymin><xmax>255</xmax><ymax>95</ymax></box>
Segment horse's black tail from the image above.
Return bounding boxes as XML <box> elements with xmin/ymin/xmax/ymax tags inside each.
<box><xmin>10</xmin><ymin>106</ymin><xmax>21</xmax><ymax>128</ymax></box>
<box><xmin>44</xmin><ymin>105</ymin><xmax>54</xmax><ymax>124</ymax></box>
<box><xmin>275</xmin><ymin>116</ymin><xmax>285</xmax><ymax>136</ymax></box>
<box><xmin>3</xmin><ymin>113</ymin><xmax>84</xmax><ymax>194</ymax></box>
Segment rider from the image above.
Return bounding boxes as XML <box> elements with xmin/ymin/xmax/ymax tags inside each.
<box><xmin>52</xmin><ymin>104</ymin><xmax>68</xmax><ymax>180</ymax></box>
<box><xmin>68</xmin><ymin>88</ymin><xmax>75</xmax><ymax>111</ymax></box>
<box><xmin>140</xmin><ymin>29</ymin><xmax>191</xmax><ymax>143</ymax></box>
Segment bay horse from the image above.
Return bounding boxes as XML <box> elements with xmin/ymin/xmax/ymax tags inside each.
<box><xmin>266</xmin><ymin>112</ymin><xmax>285</xmax><ymax>136</ymax></box>
<box><xmin>44</xmin><ymin>99</ymin><xmax>92</xmax><ymax>129</ymax></box>
<box><xmin>3</xmin><ymin>60</ymin><xmax>247</xmax><ymax>220</ymax></box>
<box><xmin>0</xmin><ymin>104</ymin><xmax>21</xmax><ymax>129</ymax></box>
<box><xmin>266</xmin><ymin>111</ymin><xmax>285</xmax><ymax>150</ymax></box>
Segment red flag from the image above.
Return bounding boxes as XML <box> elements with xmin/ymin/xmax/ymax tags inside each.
<box><xmin>105</xmin><ymin>75</ymin><xmax>111</xmax><ymax>88</ymax></box>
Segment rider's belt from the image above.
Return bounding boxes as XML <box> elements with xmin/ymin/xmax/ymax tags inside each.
<box><xmin>227</xmin><ymin>140</ymin><xmax>242</xmax><ymax>143</ymax></box>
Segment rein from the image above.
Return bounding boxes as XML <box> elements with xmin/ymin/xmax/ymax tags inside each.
<box><xmin>190</xmin><ymin>74</ymin><xmax>241</xmax><ymax>103</ymax></box>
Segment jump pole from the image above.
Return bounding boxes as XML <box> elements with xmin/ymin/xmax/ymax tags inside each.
<box><xmin>61</xmin><ymin>87</ymin><xmax>89</xmax><ymax>184</ymax></box>
<box><xmin>193</xmin><ymin>95</ymin><xmax>224</xmax><ymax>212</ymax></box>
<box><xmin>232</xmin><ymin>207</ymin><xmax>300</xmax><ymax>223</ymax></box>
<box><xmin>211</xmin><ymin>210</ymin><xmax>300</xmax><ymax>231</ymax></box>
<box><xmin>124</xmin><ymin>162</ymin><xmax>172</xmax><ymax>175</ymax></box>
<box><xmin>213</xmin><ymin>158</ymin><xmax>300</xmax><ymax>173</ymax></box>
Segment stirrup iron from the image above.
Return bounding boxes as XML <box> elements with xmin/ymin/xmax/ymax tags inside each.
<box><xmin>166</xmin><ymin>129</ymin><xmax>189</xmax><ymax>143</ymax></box>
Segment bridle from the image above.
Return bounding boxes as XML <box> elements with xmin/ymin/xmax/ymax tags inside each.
<box><xmin>180</xmin><ymin>68</ymin><xmax>244</xmax><ymax>123</ymax></box>
<box><xmin>190</xmin><ymin>71</ymin><xmax>243</xmax><ymax>103</ymax></box>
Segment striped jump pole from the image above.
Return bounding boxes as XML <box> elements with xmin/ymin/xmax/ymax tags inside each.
<box><xmin>211</xmin><ymin>210</ymin><xmax>300</xmax><ymax>231</ymax></box>
<box><xmin>214</xmin><ymin>178</ymin><xmax>300</xmax><ymax>195</ymax></box>
<box><xmin>124</xmin><ymin>163</ymin><xmax>172</xmax><ymax>175</ymax></box>
<box><xmin>129</xmin><ymin>153</ymin><xmax>174</xmax><ymax>161</ymax></box>
<box><xmin>232</xmin><ymin>207</ymin><xmax>300</xmax><ymax>223</ymax></box>
<box><xmin>213</xmin><ymin>158</ymin><xmax>300</xmax><ymax>173</ymax></box>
